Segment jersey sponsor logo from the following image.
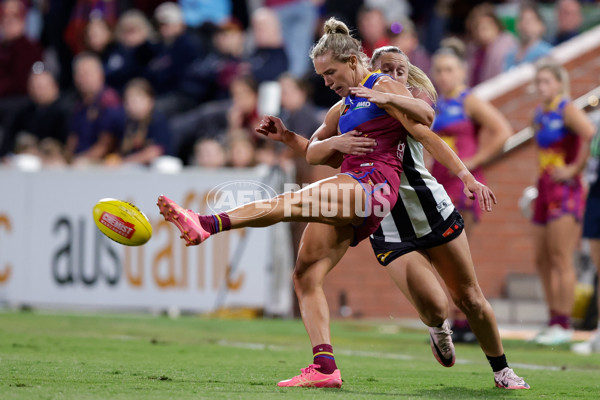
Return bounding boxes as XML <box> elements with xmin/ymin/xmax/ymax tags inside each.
<box><xmin>360</xmin><ymin>162</ymin><xmax>374</xmax><ymax>167</ymax></box>
<box><xmin>436</xmin><ymin>200</ymin><xmax>451</xmax><ymax>213</ymax></box>
<box><xmin>99</xmin><ymin>212</ymin><xmax>135</xmax><ymax>239</ymax></box>
<box><xmin>354</xmin><ymin>101</ymin><xmax>371</xmax><ymax>109</ymax></box>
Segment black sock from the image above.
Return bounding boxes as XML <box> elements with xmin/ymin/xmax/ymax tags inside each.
<box><xmin>486</xmin><ymin>354</ymin><xmax>508</xmax><ymax>372</ymax></box>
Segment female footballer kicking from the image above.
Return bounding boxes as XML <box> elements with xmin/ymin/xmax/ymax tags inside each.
<box><xmin>529</xmin><ymin>61</ymin><xmax>595</xmax><ymax>345</ymax></box>
<box><xmin>158</xmin><ymin>18</ymin><xmax>517</xmax><ymax>389</ymax></box>
<box><xmin>256</xmin><ymin>40</ymin><xmax>528</xmax><ymax>389</ymax></box>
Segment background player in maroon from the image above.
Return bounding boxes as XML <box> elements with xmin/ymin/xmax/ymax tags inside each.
<box><xmin>530</xmin><ymin>60</ymin><xmax>595</xmax><ymax>345</ymax></box>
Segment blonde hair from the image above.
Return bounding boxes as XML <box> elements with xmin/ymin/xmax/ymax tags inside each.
<box><xmin>310</xmin><ymin>17</ymin><xmax>369</xmax><ymax>67</ymax></box>
<box><xmin>370</xmin><ymin>46</ymin><xmax>438</xmax><ymax>103</ymax></box>
<box><xmin>535</xmin><ymin>59</ymin><xmax>570</xmax><ymax>98</ymax></box>
<box><xmin>115</xmin><ymin>9</ymin><xmax>156</xmax><ymax>43</ymax></box>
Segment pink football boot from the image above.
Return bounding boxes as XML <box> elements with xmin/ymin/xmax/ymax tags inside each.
<box><xmin>277</xmin><ymin>364</ymin><xmax>342</xmax><ymax>388</ymax></box>
<box><xmin>157</xmin><ymin>195</ymin><xmax>210</xmax><ymax>246</ymax></box>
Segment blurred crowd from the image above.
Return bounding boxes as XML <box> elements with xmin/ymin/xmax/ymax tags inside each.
<box><xmin>0</xmin><ymin>0</ymin><xmax>598</xmax><ymax>170</ymax></box>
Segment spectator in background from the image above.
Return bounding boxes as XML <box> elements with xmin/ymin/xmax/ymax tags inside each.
<box><xmin>63</xmin><ymin>0</ymin><xmax>119</xmax><ymax>56</ymax></box>
<box><xmin>84</xmin><ymin>16</ymin><xmax>118</xmax><ymax>64</ymax></box>
<box><xmin>228</xmin><ymin>135</ymin><xmax>256</xmax><ymax>168</ymax></box>
<box><xmin>179</xmin><ymin>0</ymin><xmax>232</xmax><ymax>28</ymax></box>
<box><xmin>465</xmin><ymin>3</ymin><xmax>517</xmax><ymax>86</ymax></box>
<box><xmin>321</xmin><ymin>0</ymin><xmax>363</xmax><ymax>37</ymax></box>
<box><xmin>67</xmin><ymin>53</ymin><xmax>125</xmax><ymax>164</ymax></box>
<box><xmin>357</xmin><ymin>6</ymin><xmax>389</xmax><ymax>58</ymax></box>
<box><xmin>0</xmin><ymin>0</ymin><xmax>43</xmax><ymax>155</ymax></box>
<box><xmin>366</xmin><ymin>0</ymin><xmax>410</xmax><ymax>26</ymax></box>
<box><xmin>504</xmin><ymin>3</ymin><xmax>552</xmax><ymax>71</ymax></box>
<box><xmin>554</xmin><ymin>0</ymin><xmax>583</xmax><ymax>45</ymax></box>
<box><xmin>180</xmin><ymin>19</ymin><xmax>246</xmax><ymax>104</ymax></box>
<box><xmin>101</xmin><ymin>10</ymin><xmax>156</xmax><ymax>93</ymax></box>
<box><xmin>170</xmin><ymin>75</ymin><xmax>259</xmax><ymax>164</ymax></box>
<box><xmin>193</xmin><ymin>138</ymin><xmax>226</xmax><ymax>168</ymax></box>
<box><xmin>265</xmin><ymin>0</ymin><xmax>317</xmax><ymax>78</ymax></box>
<box><xmin>146</xmin><ymin>2</ymin><xmax>200</xmax><ymax>116</ymax></box>
<box><xmin>225</xmin><ymin>75</ymin><xmax>260</xmax><ymax>145</ymax></box>
<box><xmin>2</xmin><ymin>68</ymin><xmax>69</xmax><ymax>165</ymax></box>
<box><xmin>113</xmin><ymin>78</ymin><xmax>171</xmax><ymax>166</ymax></box>
<box><xmin>247</xmin><ymin>7</ymin><xmax>289</xmax><ymax>84</ymax></box>
<box><xmin>278</xmin><ymin>72</ymin><xmax>321</xmax><ymax>185</ymax></box>
<box><xmin>386</xmin><ymin>18</ymin><xmax>431</xmax><ymax>77</ymax></box>
<box><xmin>278</xmin><ymin>73</ymin><xmax>321</xmax><ymax>139</ymax></box>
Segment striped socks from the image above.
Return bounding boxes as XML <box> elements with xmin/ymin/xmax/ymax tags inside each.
<box><xmin>313</xmin><ymin>344</ymin><xmax>337</xmax><ymax>374</ymax></box>
<box><xmin>198</xmin><ymin>213</ymin><xmax>231</xmax><ymax>235</ymax></box>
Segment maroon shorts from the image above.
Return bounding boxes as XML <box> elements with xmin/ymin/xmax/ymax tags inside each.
<box><xmin>533</xmin><ymin>173</ymin><xmax>584</xmax><ymax>224</ymax></box>
<box><xmin>341</xmin><ymin>167</ymin><xmax>400</xmax><ymax>247</ymax></box>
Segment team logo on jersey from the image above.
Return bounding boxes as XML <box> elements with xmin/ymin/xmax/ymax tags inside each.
<box><xmin>342</xmin><ymin>104</ymin><xmax>351</xmax><ymax>115</ymax></box>
<box><xmin>354</xmin><ymin>101</ymin><xmax>371</xmax><ymax>109</ymax></box>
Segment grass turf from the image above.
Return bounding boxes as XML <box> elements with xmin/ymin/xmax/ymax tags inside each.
<box><xmin>1</xmin><ymin>310</ymin><xmax>599</xmax><ymax>399</ymax></box>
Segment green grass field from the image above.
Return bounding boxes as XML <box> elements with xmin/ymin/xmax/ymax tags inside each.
<box><xmin>1</xmin><ymin>311</ymin><xmax>599</xmax><ymax>399</ymax></box>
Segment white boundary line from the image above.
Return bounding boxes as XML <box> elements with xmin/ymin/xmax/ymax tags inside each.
<box><xmin>216</xmin><ymin>339</ymin><xmax>562</xmax><ymax>371</ymax></box>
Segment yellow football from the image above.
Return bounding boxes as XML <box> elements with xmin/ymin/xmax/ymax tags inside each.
<box><xmin>92</xmin><ymin>198</ymin><xmax>152</xmax><ymax>246</ymax></box>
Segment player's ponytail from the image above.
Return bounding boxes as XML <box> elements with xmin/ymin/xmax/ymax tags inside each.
<box><xmin>310</xmin><ymin>17</ymin><xmax>369</xmax><ymax>67</ymax></box>
<box><xmin>323</xmin><ymin>18</ymin><xmax>350</xmax><ymax>36</ymax></box>
<box><xmin>407</xmin><ymin>63</ymin><xmax>438</xmax><ymax>104</ymax></box>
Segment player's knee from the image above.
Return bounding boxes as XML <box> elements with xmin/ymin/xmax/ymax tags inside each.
<box><xmin>547</xmin><ymin>249</ymin><xmax>570</xmax><ymax>270</ymax></box>
<box><xmin>420</xmin><ymin>300</ymin><xmax>448</xmax><ymax>327</ymax></box>
<box><xmin>454</xmin><ymin>288</ymin><xmax>486</xmax><ymax>317</ymax></box>
<box><xmin>292</xmin><ymin>267</ymin><xmax>320</xmax><ymax>295</ymax></box>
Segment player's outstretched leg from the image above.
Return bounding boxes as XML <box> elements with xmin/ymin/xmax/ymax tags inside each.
<box><xmin>158</xmin><ymin>175</ymin><xmax>366</xmax><ymax>246</ymax></box>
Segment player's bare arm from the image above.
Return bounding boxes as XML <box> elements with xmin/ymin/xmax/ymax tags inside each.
<box><xmin>463</xmin><ymin>93</ymin><xmax>512</xmax><ymax>170</ymax></box>
<box><xmin>349</xmin><ymin>80</ymin><xmax>435</xmax><ymax>126</ymax></box>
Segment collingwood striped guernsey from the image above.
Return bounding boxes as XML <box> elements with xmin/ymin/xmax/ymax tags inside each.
<box><xmin>370</xmin><ymin>135</ymin><xmax>463</xmax><ymax>265</ymax></box>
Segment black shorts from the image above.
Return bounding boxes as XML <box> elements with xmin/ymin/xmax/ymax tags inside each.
<box><xmin>369</xmin><ymin>209</ymin><xmax>465</xmax><ymax>266</ymax></box>
<box><xmin>583</xmin><ymin>194</ymin><xmax>600</xmax><ymax>239</ymax></box>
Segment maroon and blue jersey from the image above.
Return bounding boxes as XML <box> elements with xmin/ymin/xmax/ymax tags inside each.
<box><xmin>534</xmin><ymin>97</ymin><xmax>580</xmax><ymax>175</ymax></box>
<box><xmin>338</xmin><ymin>72</ymin><xmax>407</xmax><ymax>177</ymax></box>
<box><xmin>430</xmin><ymin>88</ymin><xmax>484</xmax><ymax>216</ymax></box>
<box><xmin>337</xmin><ymin>72</ymin><xmax>408</xmax><ymax>246</ymax></box>
<box><xmin>532</xmin><ymin>97</ymin><xmax>584</xmax><ymax>224</ymax></box>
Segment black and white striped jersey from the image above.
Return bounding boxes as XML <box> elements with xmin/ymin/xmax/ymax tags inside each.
<box><xmin>372</xmin><ymin>135</ymin><xmax>455</xmax><ymax>243</ymax></box>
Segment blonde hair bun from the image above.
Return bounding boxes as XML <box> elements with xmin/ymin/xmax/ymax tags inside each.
<box><xmin>323</xmin><ymin>17</ymin><xmax>350</xmax><ymax>36</ymax></box>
